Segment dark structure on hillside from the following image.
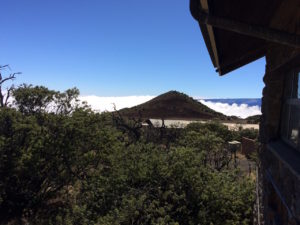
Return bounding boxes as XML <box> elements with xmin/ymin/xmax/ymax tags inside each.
<box><xmin>190</xmin><ymin>0</ymin><xmax>300</xmax><ymax>224</ymax></box>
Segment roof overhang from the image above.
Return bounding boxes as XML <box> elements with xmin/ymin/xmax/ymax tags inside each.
<box><xmin>190</xmin><ymin>0</ymin><xmax>300</xmax><ymax>75</ymax></box>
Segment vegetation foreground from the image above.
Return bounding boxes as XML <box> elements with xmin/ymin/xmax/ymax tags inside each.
<box><xmin>0</xmin><ymin>83</ymin><xmax>258</xmax><ymax>224</ymax></box>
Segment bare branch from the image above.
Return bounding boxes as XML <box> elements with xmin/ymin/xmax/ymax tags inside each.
<box><xmin>0</xmin><ymin>72</ymin><xmax>21</xmax><ymax>85</ymax></box>
<box><xmin>4</xmin><ymin>85</ymin><xmax>14</xmax><ymax>106</ymax></box>
<box><xmin>0</xmin><ymin>65</ymin><xmax>10</xmax><ymax>70</ymax></box>
<box><xmin>0</xmin><ymin>86</ymin><xmax>3</xmax><ymax>108</ymax></box>
<box><xmin>0</xmin><ymin>65</ymin><xmax>21</xmax><ymax>108</ymax></box>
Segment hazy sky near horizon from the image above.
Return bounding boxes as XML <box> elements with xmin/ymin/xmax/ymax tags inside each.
<box><xmin>1</xmin><ymin>0</ymin><xmax>265</xmax><ymax>98</ymax></box>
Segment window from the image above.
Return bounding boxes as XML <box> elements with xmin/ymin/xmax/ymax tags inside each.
<box><xmin>298</xmin><ymin>75</ymin><xmax>300</xmax><ymax>98</ymax></box>
<box><xmin>281</xmin><ymin>69</ymin><xmax>300</xmax><ymax>149</ymax></box>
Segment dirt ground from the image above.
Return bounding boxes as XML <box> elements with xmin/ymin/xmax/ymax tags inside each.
<box><xmin>149</xmin><ymin>119</ymin><xmax>259</xmax><ymax>130</ymax></box>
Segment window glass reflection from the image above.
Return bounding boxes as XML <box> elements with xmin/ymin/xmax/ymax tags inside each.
<box><xmin>282</xmin><ymin>70</ymin><xmax>300</xmax><ymax>150</ymax></box>
<box><xmin>288</xmin><ymin>105</ymin><xmax>300</xmax><ymax>146</ymax></box>
<box><xmin>298</xmin><ymin>72</ymin><xmax>300</xmax><ymax>98</ymax></box>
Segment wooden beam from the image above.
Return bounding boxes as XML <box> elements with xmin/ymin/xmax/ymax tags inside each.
<box><xmin>199</xmin><ymin>0</ymin><xmax>221</xmax><ymax>72</ymax></box>
<box><xmin>216</xmin><ymin>47</ymin><xmax>266</xmax><ymax>75</ymax></box>
<box><xmin>196</xmin><ymin>11</ymin><xmax>300</xmax><ymax>48</ymax></box>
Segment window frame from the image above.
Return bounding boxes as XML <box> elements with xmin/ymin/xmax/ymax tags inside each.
<box><xmin>281</xmin><ymin>68</ymin><xmax>300</xmax><ymax>151</ymax></box>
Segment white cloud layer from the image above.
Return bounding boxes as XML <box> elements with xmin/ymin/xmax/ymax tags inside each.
<box><xmin>200</xmin><ymin>100</ymin><xmax>261</xmax><ymax>119</ymax></box>
<box><xmin>79</xmin><ymin>95</ymin><xmax>155</xmax><ymax>112</ymax></box>
<box><xmin>79</xmin><ymin>95</ymin><xmax>261</xmax><ymax>119</ymax></box>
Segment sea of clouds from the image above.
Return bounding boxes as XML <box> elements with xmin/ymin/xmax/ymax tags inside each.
<box><xmin>79</xmin><ymin>95</ymin><xmax>261</xmax><ymax>119</ymax></box>
<box><xmin>79</xmin><ymin>95</ymin><xmax>156</xmax><ymax>112</ymax></box>
<box><xmin>199</xmin><ymin>100</ymin><xmax>261</xmax><ymax>119</ymax></box>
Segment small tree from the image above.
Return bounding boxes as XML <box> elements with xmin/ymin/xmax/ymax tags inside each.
<box><xmin>13</xmin><ymin>84</ymin><xmax>82</xmax><ymax>115</ymax></box>
<box><xmin>0</xmin><ymin>65</ymin><xmax>21</xmax><ymax>108</ymax></box>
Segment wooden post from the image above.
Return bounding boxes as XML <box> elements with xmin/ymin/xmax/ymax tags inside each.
<box><xmin>196</xmin><ymin>11</ymin><xmax>300</xmax><ymax>48</ymax></box>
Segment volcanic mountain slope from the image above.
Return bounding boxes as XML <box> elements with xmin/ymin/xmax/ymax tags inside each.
<box><xmin>119</xmin><ymin>91</ymin><xmax>229</xmax><ymax>120</ymax></box>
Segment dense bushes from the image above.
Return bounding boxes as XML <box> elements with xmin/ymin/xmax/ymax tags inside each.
<box><xmin>0</xmin><ymin>85</ymin><xmax>255</xmax><ymax>225</ymax></box>
<box><xmin>76</xmin><ymin>144</ymin><xmax>254</xmax><ymax>225</ymax></box>
<box><xmin>0</xmin><ymin>107</ymin><xmax>118</xmax><ymax>222</ymax></box>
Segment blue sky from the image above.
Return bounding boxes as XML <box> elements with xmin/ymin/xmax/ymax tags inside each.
<box><xmin>0</xmin><ymin>0</ymin><xmax>265</xmax><ymax>98</ymax></box>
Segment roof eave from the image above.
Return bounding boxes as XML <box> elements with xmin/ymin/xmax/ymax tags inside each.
<box><xmin>190</xmin><ymin>0</ymin><xmax>222</xmax><ymax>75</ymax></box>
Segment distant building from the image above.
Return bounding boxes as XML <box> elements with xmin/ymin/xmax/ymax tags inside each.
<box><xmin>190</xmin><ymin>0</ymin><xmax>300</xmax><ymax>224</ymax></box>
<box><xmin>241</xmin><ymin>137</ymin><xmax>256</xmax><ymax>157</ymax></box>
